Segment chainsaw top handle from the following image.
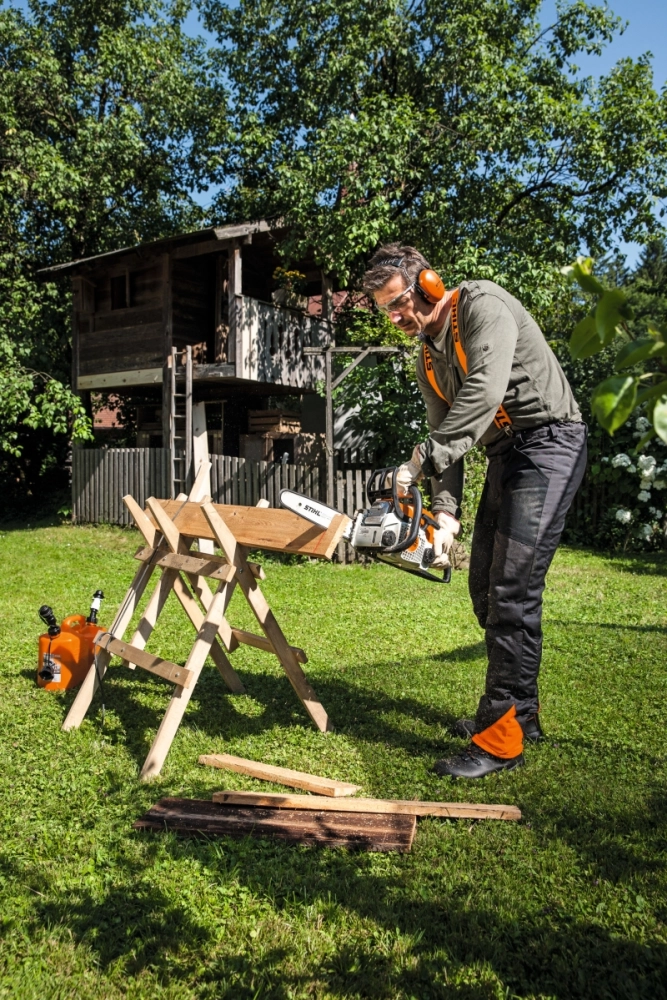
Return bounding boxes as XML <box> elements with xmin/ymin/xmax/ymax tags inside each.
<box><xmin>366</xmin><ymin>467</ymin><xmax>423</xmax><ymax>554</ymax></box>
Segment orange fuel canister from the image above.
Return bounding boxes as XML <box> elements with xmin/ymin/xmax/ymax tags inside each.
<box><xmin>37</xmin><ymin>592</ymin><xmax>105</xmax><ymax>692</ymax></box>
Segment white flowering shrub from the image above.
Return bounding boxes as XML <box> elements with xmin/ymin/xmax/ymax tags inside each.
<box><xmin>568</xmin><ymin>414</ymin><xmax>667</xmax><ymax>550</ymax></box>
<box><xmin>603</xmin><ymin>426</ymin><xmax>667</xmax><ymax>547</ymax></box>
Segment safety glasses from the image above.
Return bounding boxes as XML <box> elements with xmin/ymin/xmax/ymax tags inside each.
<box><xmin>376</xmin><ymin>281</ymin><xmax>416</xmax><ymax>315</ymax></box>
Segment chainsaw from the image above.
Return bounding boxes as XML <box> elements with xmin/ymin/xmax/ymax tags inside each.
<box><xmin>280</xmin><ymin>467</ymin><xmax>451</xmax><ymax>583</ymax></box>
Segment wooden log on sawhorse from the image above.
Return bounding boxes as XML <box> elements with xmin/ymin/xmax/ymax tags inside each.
<box><xmin>62</xmin><ymin>467</ymin><xmax>349</xmax><ymax>780</ymax></box>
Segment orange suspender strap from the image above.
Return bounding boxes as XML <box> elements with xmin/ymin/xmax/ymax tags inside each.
<box><xmin>448</xmin><ymin>290</ymin><xmax>513</xmax><ymax>433</ymax></box>
<box><xmin>423</xmin><ymin>342</ymin><xmax>449</xmax><ymax>404</ymax></box>
<box><xmin>422</xmin><ymin>292</ymin><xmax>513</xmax><ymax>433</ymax></box>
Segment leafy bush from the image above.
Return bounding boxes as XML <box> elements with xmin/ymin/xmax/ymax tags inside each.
<box><xmin>560</xmin><ymin>254</ymin><xmax>667</xmax><ymax>551</ymax></box>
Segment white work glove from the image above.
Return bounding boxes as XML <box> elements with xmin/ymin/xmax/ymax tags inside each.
<box><xmin>432</xmin><ymin>511</ymin><xmax>461</xmax><ymax>568</ymax></box>
<box><xmin>395</xmin><ymin>445</ymin><xmax>424</xmax><ymax>496</ymax></box>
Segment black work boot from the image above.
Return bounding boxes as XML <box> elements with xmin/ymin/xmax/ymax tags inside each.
<box><xmin>454</xmin><ymin>714</ymin><xmax>545</xmax><ymax>744</ymax></box>
<box><xmin>434</xmin><ymin>744</ymin><xmax>524</xmax><ymax>779</ymax></box>
<box><xmin>522</xmin><ymin>714</ymin><xmax>545</xmax><ymax>744</ymax></box>
<box><xmin>453</xmin><ymin>718</ymin><xmax>477</xmax><ymax>740</ymax></box>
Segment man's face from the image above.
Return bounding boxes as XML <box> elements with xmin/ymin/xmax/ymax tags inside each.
<box><xmin>373</xmin><ymin>273</ymin><xmax>428</xmax><ymax>337</ymax></box>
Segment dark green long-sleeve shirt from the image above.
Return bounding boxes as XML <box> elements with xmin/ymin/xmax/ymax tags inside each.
<box><xmin>416</xmin><ymin>280</ymin><xmax>581</xmax><ymax>517</ymax></box>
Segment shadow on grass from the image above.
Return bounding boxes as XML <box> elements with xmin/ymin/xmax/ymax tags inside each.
<box><xmin>20</xmin><ymin>641</ymin><xmax>667</xmax><ymax>998</ymax></box>
<box><xmin>49</xmin><ymin>648</ymin><xmax>483</xmax><ymax>767</ymax></box>
<box><xmin>599</xmin><ymin>553</ymin><xmax>667</xmax><ymax>577</ymax></box>
<box><xmin>521</xmin><ymin>779</ymin><xmax>667</xmax><ymax>886</ymax></box>
<box><xmin>32</xmin><ymin>832</ymin><xmax>667</xmax><ymax>999</ymax></box>
<box><xmin>36</xmin><ymin>876</ymin><xmax>212</xmax><ymax>977</ymax></box>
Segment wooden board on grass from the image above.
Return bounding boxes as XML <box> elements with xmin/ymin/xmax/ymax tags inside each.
<box><xmin>211</xmin><ymin>790</ymin><xmax>522</xmax><ymax>822</ymax></box>
<box><xmin>133</xmin><ymin>798</ymin><xmax>415</xmax><ymax>852</ymax></box>
<box><xmin>199</xmin><ymin>753</ymin><xmax>361</xmax><ymax>797</ymax></box>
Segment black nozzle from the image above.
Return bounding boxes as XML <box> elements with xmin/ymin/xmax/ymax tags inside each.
<box><xmin>87</xmin><ymin>589</ymin><xmax>105</xmax><ymax>625</ymax></box>
<box><xmin>39</xmin><ymin>605</ymin><xmax>61</xmax><ymax>637</ymax></box>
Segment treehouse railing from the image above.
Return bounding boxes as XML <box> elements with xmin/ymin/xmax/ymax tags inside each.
<box><xmin>237</xmin><ymin>297</ymin><xmax>332</xmax><ymax>388</ymax></box>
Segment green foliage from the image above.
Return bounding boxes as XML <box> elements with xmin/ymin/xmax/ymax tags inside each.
<box><xmin>333</xmin><ymin>350</ymin><xmax>427</xmax><ymax>468</ymax></box>
<box><xmin>1</xmin><ymin>524</ymin><xmax>667</xmax><ymax>996</ymax></box>
<box><xmin>0</xmin><ymin>0</ymin><xmax>216</xmax><ymax>474</ymax></box>
<box><xmin>272</xmin><ymin>267</ymin><xmax>307</xmax><ymax>293</ymax></box>
<box><xmin>459</xmin><ymin>444</ymin><xmax>486</xmax><ymax>540</ymax></box>
<box><xmin>564</xmin><ymin>256</ymin><xmax>667</xmax><ymax>443</ymax></box>
<box><xmin>625</xmin><ymin>239</ymin><xmax>667</xmax><ymax>332</ymax></box>
<box><xmin>0</xmin><ymin>368</ymin><xmax>93</xmax><ymax>456</ymax></box>
<box><xmin>591</xmin><ymin>375</ymin><xmax>637</xmax><ymax>434</ymax></box>
<box><xmin>200</xmin><ymin>0</ymin><xmax>667</xmax><ymax>308</ymax></box>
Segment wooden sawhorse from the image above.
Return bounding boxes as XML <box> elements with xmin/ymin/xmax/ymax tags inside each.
<box><xmin>62</xmin><ymin>465</ymin><xmax>350</xmax><ymax>779</ymax></box>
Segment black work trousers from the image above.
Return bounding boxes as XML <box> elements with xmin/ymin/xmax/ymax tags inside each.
<box><xmin>469</xmin><ymin>421</ymin><xmax>588</xmax><ymax>733</ymax></box>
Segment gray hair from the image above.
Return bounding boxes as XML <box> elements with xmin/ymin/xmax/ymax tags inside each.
<box><xmin>362</xmin><ymin>243</ymin><xmax>431</xmax><ymax>295</ymax></box>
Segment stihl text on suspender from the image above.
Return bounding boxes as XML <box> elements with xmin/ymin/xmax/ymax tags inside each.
<box><xmin>422</xmin><ymin>289</ymin><xmax>513</xmax><ymax>434</ymax></box>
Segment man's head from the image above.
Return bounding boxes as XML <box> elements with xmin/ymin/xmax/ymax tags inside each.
<box><xmin>362</xmin><ymin>243</ymin><xmax>443</xmax><ymax>337</ymax></box>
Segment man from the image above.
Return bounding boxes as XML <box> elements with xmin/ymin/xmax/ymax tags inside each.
<box><xmin>362</xmin><ymin>245</ymin><xmax>587</xmax><ymax>779</ymax></box>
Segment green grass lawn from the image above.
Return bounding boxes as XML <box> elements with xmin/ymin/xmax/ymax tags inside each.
<box><xmin>0</xmin><ymin>522</ymin><xmax>666</xmax><ymax>999</ymax></box>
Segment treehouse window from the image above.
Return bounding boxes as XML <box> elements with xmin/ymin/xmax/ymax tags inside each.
<box><xmin>110</xmin><ymin>274</ymin><xmax>129</xmax><ymax>310</ymax></box>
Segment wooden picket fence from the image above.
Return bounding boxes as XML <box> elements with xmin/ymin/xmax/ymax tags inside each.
<box><xmin>72</xmin><ymin>447</ymin><xmax>171</xmax><ymax>527</ymax></box>
<box><xmin>72</xmin><ymin>448</ymin><xmax>372</xmax><ymax>562</ymax></box>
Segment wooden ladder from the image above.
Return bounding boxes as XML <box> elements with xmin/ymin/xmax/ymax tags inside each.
<box><xmin>170</xmin><ymin>345</ymin><xmax>192</xmax><ymax>497</ymax></box>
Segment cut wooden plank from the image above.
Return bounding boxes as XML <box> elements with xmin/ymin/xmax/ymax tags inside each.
<box><xmin>94</xmin><ymin>634</ymin><xmax>194</xmax><ymax>688</ymax></box>
<box><xmin>147</xmin><ymin>496</ymin><xmax>240</xmax><ymax>654</ymax></box>
<box><xmin>133</xmin><ymin>545</ymin><xmax>265</xmax><ymax>581</ymax></box>
<box><xmin>202</xmin><ymin>502</ymin><xmax>331</xmax><ymax>733</ymax></box>
<box><xmin>152</xmin><ymin>499</ymin><xmax>350</xmax><ymax>560</ymax></box>
<box><xmin>211</xmin><ymin>790</ymin><xmax>522</xmax><ymax>822</ymax></box>
<box><xmin>146</xmin><ymin>497</ymin><xmax>182</xmax><ymax>553</ymax></box>
<box><xmin>231</xmin><ymin>628</ymin><xmax>308</xmax><ymax>664</ymax></box>
<box><xmin>199</xmin><ymin>754</ymin><xmax>360</xmax><ymax>796</ymax></box>
<box><xmin>133</xmin><ymin>798</ymin><xmax>415</xmax><ymax>852</ymax></box>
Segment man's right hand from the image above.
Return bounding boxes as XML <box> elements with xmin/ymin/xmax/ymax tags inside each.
<box><xmin>432</xmin><ymin>512</ymin><xmax>460</xmax><ymax>568</ymax></box>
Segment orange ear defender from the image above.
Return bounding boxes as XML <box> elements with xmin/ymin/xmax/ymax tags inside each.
<box><xmin>377</xmin><ymin>256</ymin><xmax>446</xmax><ymax>304</ymax></box>
<box><xmin>416</xmin><ymin>268</ymin><xmax>445</xmax><ymax>303</ymax></box>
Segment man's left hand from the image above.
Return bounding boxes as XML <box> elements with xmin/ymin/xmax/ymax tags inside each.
<box><xmin>395</xmin><ymin>445</ymin><xmax>424</xmax><ymax>495</ymax></box>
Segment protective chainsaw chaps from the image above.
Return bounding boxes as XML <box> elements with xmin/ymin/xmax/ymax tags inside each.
<box><xmin>280</xmin><ymin>468</ymin><xmax>451</xmax><ymax>584</ymax></box>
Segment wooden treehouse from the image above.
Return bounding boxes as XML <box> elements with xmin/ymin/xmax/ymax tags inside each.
<box><xmin>38</xmin><ymin>220</ymin><xmax>334</xmax><ymax>495</ymax></box>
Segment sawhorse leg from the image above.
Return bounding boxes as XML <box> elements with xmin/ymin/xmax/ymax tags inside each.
<box><xmin>140</xmin><ymin>570</ymin><xmax>235</xmax><ymax>780</ymax></box>
<box><xmin>202</xmin><ymin>502</ymin><xmax>331</xmax><ymax>733</ymax></box>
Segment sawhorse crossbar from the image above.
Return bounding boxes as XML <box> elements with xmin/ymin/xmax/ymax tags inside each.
<box><xmin>62</xmin><ymin>464</ymin><xmax>350</xmax><ymax>780</ymax></box>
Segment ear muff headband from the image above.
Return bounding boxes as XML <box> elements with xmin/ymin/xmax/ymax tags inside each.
<box><xmin>376</xmin><ymin>256</ymin><xmax>446</xmax><ymax>305</ymax></box>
